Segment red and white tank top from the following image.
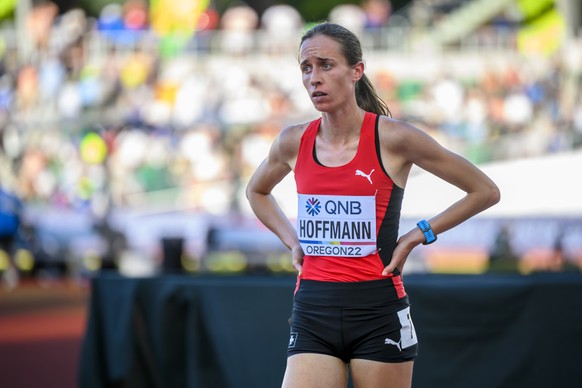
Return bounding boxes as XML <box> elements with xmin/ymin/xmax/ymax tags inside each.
<box><xmin>294</xmin><ymin>111</ymin><xmax>405</xmax><ymax>292</ymax></box>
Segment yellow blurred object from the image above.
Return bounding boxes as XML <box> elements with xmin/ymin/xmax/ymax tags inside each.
<box><xmin>150</xmin><ymin>0</ymin><xmax>209</xmax><ymax>36</ymax></box>
<box><xmin>0</xmin><ymin>250</ymin><xmax>9</xmax><ymax>271</ymax></box>
<box><xmin>266</xmin><ymin>253</ymin><xmax>294</xmax><ymax>273</ymax></box>
<box><xmin>205</xmin><ymin>251</ymin><xmax>247</xmax><ymax>273</ymax></box>
<box><xmin>77</xmin><ymin>176</ymin><xmax>94</xmax><ymax>200</ymax></box>
<box><xmin>0</xmin><ymin>37</ymin><xmax>5</xmax><ymax>59</ymax></box>
<box><xmin>181</xmin><ymin>255</ymin><xmax>200</xmax><ymax>272</ymax></box>
<box><xmin>80</xmin><ymin>132</ymin><xmax>108</xmax><ymax>165</ymax></box>
<box><xmin>517</xmin><ymin>0</ymin><xmax>555</xmax><ymax>18</ymax></box>
<box><xmin>0</xmin><ymin>0</ymin><xmax>16</xmax><ymax>21</ymax></box>
<box><xmin>14</xmin><ymin>249</ymin><xmax>34</xmax><ymax>272</ymax></box>
<box><xmin>120</xmin><ymin>53</ymin><xmax>150</xmax><ymax>89</ymax></box>
<box><xmin>83</xmin><ymin>252</ymin><xmax>102</xmax><ymax>272</ymax></box>
<box><xmin>425</xmin><ymin>248</ymin><xmax>490</xmax><ymax>274</ymax></box>
<box><xmin>155</xmin><ymin>82</ymin><xmax>179</xmax><ymax>104</ymax></box>
<box><xmin>517</xmin><ymin>8</ymin><xmax>566</xmax><ymax>56</ymax></box>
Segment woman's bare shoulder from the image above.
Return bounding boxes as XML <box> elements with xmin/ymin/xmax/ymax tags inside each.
<box><xmin>279</xmin><ymin>121</ymin><xmax>310</xmax><ymax>142</ymax></box>
<box><xmin>272</xmin><ymin>121</ymin><xmax>311</xmax><ymax>163</ymax></box>
<box><xmin>377</xmin><ymin>116</ymin><xmax>422</xmax><ymax>146</ymax></box>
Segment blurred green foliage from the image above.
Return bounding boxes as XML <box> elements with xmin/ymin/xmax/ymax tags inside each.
<box><xmin>0</xmin><ymin>0</ymin><xmax>17</xmax><ymax>21</ymax></box>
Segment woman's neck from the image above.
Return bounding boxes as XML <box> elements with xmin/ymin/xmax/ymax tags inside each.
<box><xmin>320</xmin><ymin>108</ymin><xmax>365</xmax><ymax>144</ymax></box>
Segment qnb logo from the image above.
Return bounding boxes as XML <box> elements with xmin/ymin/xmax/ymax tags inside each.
<box><xmin>355</xmin><ymin>169</ymin><xmax>375</xmax><ymax>184</ymax></box>
<box><xmin>305</xmin><ymin>197</ymin><xmax>321</xmax><ymax>216</ymax></box>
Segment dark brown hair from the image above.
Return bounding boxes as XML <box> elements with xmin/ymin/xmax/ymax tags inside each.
<box><xmin>300</xmin><ymin>22</ymin><xmax>391</xmax><ymax>117</ymax></box>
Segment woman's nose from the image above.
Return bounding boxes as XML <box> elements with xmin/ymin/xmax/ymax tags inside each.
<box><xmin>310</xmin><ymin>69</ymin><xmax>321</xmax><ymax>85</ymax></box>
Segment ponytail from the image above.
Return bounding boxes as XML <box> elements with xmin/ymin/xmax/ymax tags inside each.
<box><xmin>356</xmin><ymin>74</ymin><xmax>391</xmax><ymax>117</ymax></box>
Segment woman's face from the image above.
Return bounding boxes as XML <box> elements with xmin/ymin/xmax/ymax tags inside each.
<box><xmin>299</xmin><ymin>34</ymin><xmax>363</xmax><ymax>113</ymax></box>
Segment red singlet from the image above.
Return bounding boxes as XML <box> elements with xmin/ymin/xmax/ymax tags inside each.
<box><xmin>294</xmin><ymin>112</ymin><xmax>405</xmax><ymax>296</ymax></box>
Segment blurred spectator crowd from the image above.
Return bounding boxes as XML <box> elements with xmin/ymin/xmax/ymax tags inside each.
<box><xmin>0</xmin><ymin>0</ymin><xmax>580</xmax><ymax>214</ymax></box>
<box><xmin>0</xmin><ymin>0</ymin><xmax>581</xmax><ymax>279</ymax></box>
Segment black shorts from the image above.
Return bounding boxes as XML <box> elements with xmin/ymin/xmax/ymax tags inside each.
<box><xmin>288</xmin><ymin>279</ymin><xmax>418</xmax><ymax>363</ymax></box>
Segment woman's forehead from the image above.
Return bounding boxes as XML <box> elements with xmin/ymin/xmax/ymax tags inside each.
<box><xmin>299</xmin><ymin>35</ymin><xmax>343</xmax><ymax>61</ymax></box>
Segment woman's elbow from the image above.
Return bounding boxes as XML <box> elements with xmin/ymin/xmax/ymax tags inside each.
<box><xmin>245</xmin><ymin>183</ymin><xmax>255</xmax><ymax>201</ymax></box>
<box><xmin>245</xmin><ymin>182</ymin><xmax>266</xmax><ymax>202</ymax></box>
<box><xmin>486</xmin><ymin>183</ymin><xmax>501</xmax><ymax>208</ymax></box>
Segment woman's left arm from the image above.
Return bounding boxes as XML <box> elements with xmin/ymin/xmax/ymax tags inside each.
<box><xmin>382</xmin><ymin>121</ymin><xmax>501</xmax><ymax>275</ymax></box>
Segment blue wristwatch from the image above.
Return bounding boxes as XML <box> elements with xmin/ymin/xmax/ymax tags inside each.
<box><xmin>417</xmin><ymin>220</ymin><xmax>437</xmax><ymax>245</ymax></box>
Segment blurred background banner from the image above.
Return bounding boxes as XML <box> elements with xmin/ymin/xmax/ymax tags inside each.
<box><xmin>0</xmin><ymin>0</ymin><xmax>582</xmax><ymax>387</ymax></box>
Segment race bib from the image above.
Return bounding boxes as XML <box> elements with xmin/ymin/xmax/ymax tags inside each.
<box><xmin>297</xmin><ymin>194</ymin><xmax>376</xmax><ymax>257</ymax></box>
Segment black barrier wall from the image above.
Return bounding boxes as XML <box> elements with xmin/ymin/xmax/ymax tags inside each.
<box><xmin>79</xmin><ymin>273</ymin><xmax>582</xmax><ymax>388</ymax></box>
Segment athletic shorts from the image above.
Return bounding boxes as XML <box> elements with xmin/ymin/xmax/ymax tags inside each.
<box><xmin>287</xmin><ymin>279</ymin><xmax>418</xmax><ymax>363</ymax></box>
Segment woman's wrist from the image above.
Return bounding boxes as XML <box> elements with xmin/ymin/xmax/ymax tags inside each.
<box><xmin>405</xmin><ymin>227</ymin><xmax>426</xmax><ymax>247</ymax></box>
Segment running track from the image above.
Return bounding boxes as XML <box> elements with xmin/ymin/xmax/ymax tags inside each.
<box><xmin>0</xmin><ymin>280</ymin><xmax>89</xmax><ymax>388</ymax></box>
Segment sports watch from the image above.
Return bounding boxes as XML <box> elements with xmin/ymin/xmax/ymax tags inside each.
<box><xmin>417</xmin><ymin>220</ymin><xmax>437</xmax><ymax>245</ymax></box>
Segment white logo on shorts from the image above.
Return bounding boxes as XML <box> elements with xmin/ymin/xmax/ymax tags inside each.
<box><xmin>384</xmin><ymin>337</ymin><xmax>402</xmax><ymax>351</ymax></box>
<box><xmin>384</xmin><ymin>306</ymin><xmax>418</xmax><ymax>352</ymax></box>
<box><xmin>289</xmin><ymin>332</ymin><xmax>298</xmax><ymax>348</ymax></box>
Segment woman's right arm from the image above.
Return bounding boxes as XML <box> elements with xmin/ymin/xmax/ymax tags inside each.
<box><xmin>246</xmin><ymin>126</ymin><xmax>304</xmax><ymax>271</ymax></box>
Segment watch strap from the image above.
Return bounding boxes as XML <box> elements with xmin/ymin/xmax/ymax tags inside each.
<box><xmin>417</xmin><ymin>220</ymin><xmax>437</xmax><ymax>245</ymax></box>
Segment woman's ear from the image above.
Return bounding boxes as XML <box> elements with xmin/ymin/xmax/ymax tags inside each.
<box><xmin>353</xmin><ymin>61</ymin><xmax>365</xmax><ymax>82</ymax></box>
